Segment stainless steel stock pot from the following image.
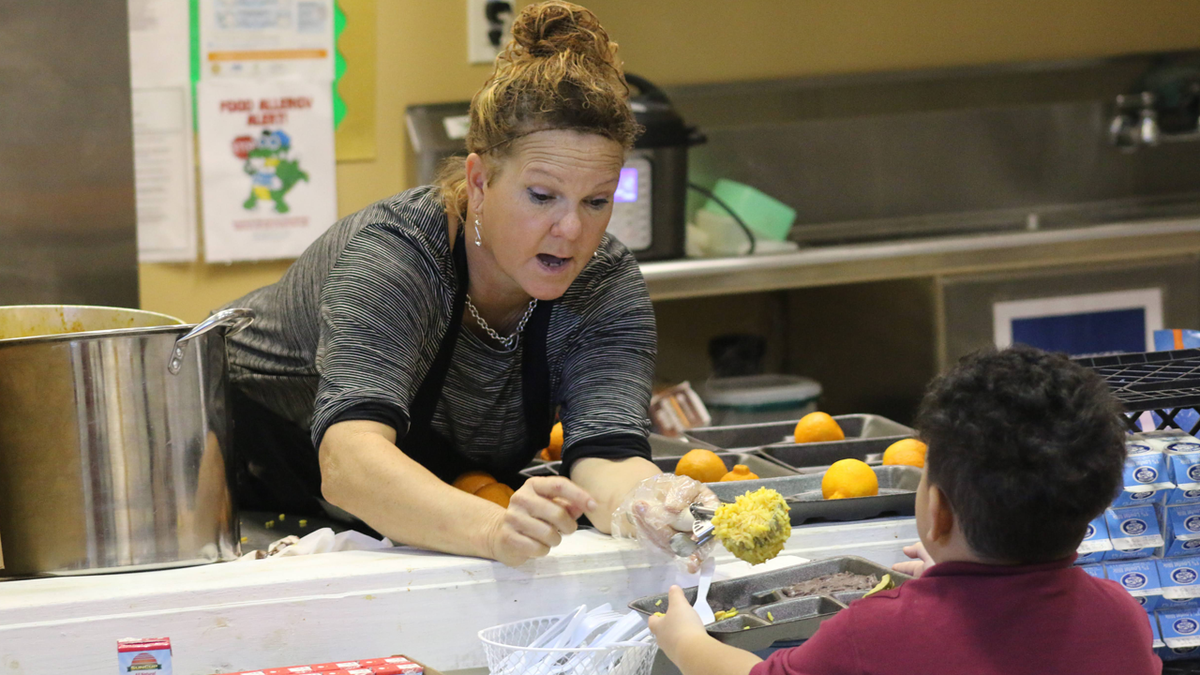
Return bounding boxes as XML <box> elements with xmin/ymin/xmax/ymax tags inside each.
<box><xmin>0</xmin><ymin>305</ymin><xmax>254</xmax><ymax>575</ymax></box>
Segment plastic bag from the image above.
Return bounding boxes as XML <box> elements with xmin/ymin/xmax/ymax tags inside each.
<box><xmin>611</xmin><ymin>473</ymin><xmax>720</xmax><ymax>572</ymax></box>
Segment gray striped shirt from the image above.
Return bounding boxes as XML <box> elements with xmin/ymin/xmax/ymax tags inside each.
<box><xmin>222</xmin><ymin>186</ymin><xmax>655</xmax><ymax>475</ymax></box>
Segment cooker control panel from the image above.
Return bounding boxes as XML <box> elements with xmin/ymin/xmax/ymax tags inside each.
<box><xmin>606</xmin><ymin>155</ymin><xmax>653</xmax><ymax>251</ymax></box>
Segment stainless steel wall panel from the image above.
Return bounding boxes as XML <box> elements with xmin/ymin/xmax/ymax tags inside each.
<box><xmin>668</xmin><ymin>55</ymin><xmax>1200</xmax><ymax>244</ymax></box>
<box><xmin>0</xmin><ymin>0</ymin><xmax>138</xmax><ymax>307</ymax></box>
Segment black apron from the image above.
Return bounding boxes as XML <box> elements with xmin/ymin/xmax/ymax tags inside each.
<box><xmin>231</xmin><ymin>225</ymin><xmax>556</xmax><ymax>517</ymax></box>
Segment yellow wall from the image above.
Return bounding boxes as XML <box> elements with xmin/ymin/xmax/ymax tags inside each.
<box><xmin>139</xmin><ymin>0</ymin><xmax>1200</xmax><ymax>322</ymax></box>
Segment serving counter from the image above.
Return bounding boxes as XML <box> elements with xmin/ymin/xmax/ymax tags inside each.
<box><xmin>0</xmin><ymin>517</ymin><xmax>916</xmax><ymax>674</ymax></box>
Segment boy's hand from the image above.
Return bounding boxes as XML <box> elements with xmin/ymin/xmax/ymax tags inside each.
<box><xmin>648</xmin><ymin>585</ymin><xmax>709</xmax><ymax>661</ymax></box>
<box><xmin>893</xmin><ymin>542</ymin><xmax>934</xmax><ymax>577</ymax></box>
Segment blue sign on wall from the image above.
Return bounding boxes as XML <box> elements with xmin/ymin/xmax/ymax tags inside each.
<box><xmin>1011</xmin><ymin>308</ymin><xmax>1147</xmax><ymax>357</ymax></box>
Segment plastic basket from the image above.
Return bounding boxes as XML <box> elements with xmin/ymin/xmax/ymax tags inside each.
<box><xmin>1075</xmin><ymin>349</ymin><xmax>1200</xmax><ymax>433</ymax></box>
<box><xmin>478</xmin><ymin>615</ymin><xmax>658</xmax><ymax>675</ymax></box>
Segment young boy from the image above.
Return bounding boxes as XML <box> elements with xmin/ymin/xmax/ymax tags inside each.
<box><xmin>649</xmin><ymin>345</ymin><xmax>1160</xmax><ymax>675</ymax></box>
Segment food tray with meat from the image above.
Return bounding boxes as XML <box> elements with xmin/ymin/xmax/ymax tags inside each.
<box><xmin>520</xmin><ymin>452</ymin><xmax>797</xmax><ymax>482</ymax></box>
<box><xmin>707</xmin><ymin>466</ymin><xmax>922</xmax><ymax>524</ymax></box>
<box><xmin>684</xmin><ymin>414</ymin><xmax>914</xmax><ymax>453</ymax></box>
<box><xmin>628</xmin><ymin>556</ymin><xmax>912</xmax><ymax>651</ymax></box>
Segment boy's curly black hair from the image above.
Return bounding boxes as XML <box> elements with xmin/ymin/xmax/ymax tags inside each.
<box><xmin>916</xmin><ymin>345</ymin><xmax>1126</xmax><ymax>563</ymax></box>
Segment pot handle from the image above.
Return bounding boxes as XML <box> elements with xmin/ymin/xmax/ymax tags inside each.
<box><xmin>168</xmin><ymin>308</ymin><xmax>256</xmax><ymax>375</ymax></box>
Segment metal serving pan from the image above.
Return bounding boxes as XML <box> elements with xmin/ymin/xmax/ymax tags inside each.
<box><xmin>519</xmin><ymin>464</ymin><xmax>559</xmax><ymax>479</ymax></box>
<box><xmin>685</xmin><ymin>414</ymin><xmax>914</xmax><ymax>452</ymax></box>
<box><xmin>650</xmin><ymin>453</ymin><xmax>795</xmax><ymax>480</ymax></box>
<box><xmin>761</xmin><ymin>431</ymin><xmax>917</xmax><ymax>475</ymax></box>
<box><xmin>518</xmin><ymin>432</ymin><xmax>719</xmax><ymax>473</ymax></box>
<box><xmin>629</xmin><ymin>556</ymin><xmax>911</xmax><ymax>651</ymax></box>
<box><xmin>520</xmin><ymin>452</ymin><xmax>796</xmax><ymax>481</ymax></box>
<box><xmin>708</xmin><ymin>466</ymin><xmax>922</xmax><ymax>524</ymax></box>
<box><xmin>649</xmin><ymin>431</ymin><xmax>721</xmax><ymax>457</ymax></box>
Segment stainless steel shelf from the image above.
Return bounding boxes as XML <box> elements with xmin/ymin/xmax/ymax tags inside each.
<box><xmin>640</xmin><ymin>218</ymin><xmax>1200</xmax><ymax>301</ymax></box>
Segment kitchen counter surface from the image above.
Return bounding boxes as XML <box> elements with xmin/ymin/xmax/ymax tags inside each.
<box><xmin>0</xmin><ymin>517</ymin><xmax>916</xmax><ymax>674</ymax></box>
<box><xmin>641</xmin><ymin>216</ymin><xmax>1200</xmax><ymax>300</ymax></box>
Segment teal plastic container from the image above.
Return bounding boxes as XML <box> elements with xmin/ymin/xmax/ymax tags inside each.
<box><xmin>701</xmin><ymin>179</ymin><xmax>797</xmax><ymax>242</ymax></box>
<box><xmin>700</xmin><ymin>374</ymin><xmax>822</xmax><ymax>427</ymax></box>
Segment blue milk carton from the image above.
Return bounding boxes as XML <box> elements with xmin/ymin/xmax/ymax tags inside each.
<box><xmin>1168</xmin><ymin>445</ymin><xmax>1200</xmax><ymax>506</ymax></box>
<box><xmin>1109</xmin><ymin>560</ymin><xmax>1165</xmax><ymax>612</ymax></box>
<box><xmin>1076</xmin><ymin>514</ymin><xmax>1113</xmax><ymax>562</ymax></box>
<box><xmin>1162</xmin><ymin>597</ymin><xmax>1200</xmax><ymax>611</ymax></box>
<box><xmin>1106</xmin><ymin>506</ymin><xmax>1165</xmax><ymax>555</ymax></box>
<box><xmin>1078</xmin><ymin>563</ymin><xmax>1106</xmax><ymax>579</ymax></box>
<box><xmin>1164</xmin><ymin>434</ymin><xmax>1200</xmax><ymax>454</ymax></box>
<box><xmin>1114</xmin><ymin>449</ymin><xmax>1174</xmax><ymax>507</ymax></box>
<box><xmin>1105</xmin><ymin>548</ymin><xmax>1162</xmax><ymax>562</ymax></box>
<box><xmin>1104</xmin><ymin>548</ymin><xmax>1158</xmax><ymax>562</ymax></box>
<box><xmin>1150</xmin><ymin>612</ymin><xmax>1166</xmax><ymax>649</ymax></box>
<box><xmin>1159</xmin><ymin>557</ymin><xmax>1200</xmax><ymax>606</ymax></box>
<box><xmin>1159</xmin><ymin>607</ymin><xmax>1200</xmax><ymax>649</ymax></box>
<box><xmin>1159</xmin><ymin>645</ymin><xmax>1200</xmax><ymax>662</ymax></box>
<box><xmin>1126</xmin><ymin>435</ymin><xmax>1156</xmax><ymax>455</ymax></box>
<box><xmin>1164</xmin><ymin>505</ymin><xmax>1200</xmax><ymax>557</ymax></box>
<box><xmin>1136</xmin><ymin>430</ymin><xmax>1200</xmax><ymax>454</ymax></box>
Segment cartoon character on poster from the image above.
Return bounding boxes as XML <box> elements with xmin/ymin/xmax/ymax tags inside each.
<box><xmin>232</xmin><ymin>130</ymin><xmax>309</xmax><ymax>213</ymax></box>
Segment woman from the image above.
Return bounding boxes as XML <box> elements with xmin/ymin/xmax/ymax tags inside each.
<box><xmin>220</xmin><ymin>1</ymin><xmax>712</xmax><ymax>567</ymax></box>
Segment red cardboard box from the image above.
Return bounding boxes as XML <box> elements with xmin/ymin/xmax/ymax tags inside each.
<box><xmin>117</xmin><ymin>638</ymin><xmax>173</xmax><ymax>675</ymax></box>
<box><xmin>219</xmin><ymin>655</ymin><xmax>423</xmax><ymax>675</ymax></box>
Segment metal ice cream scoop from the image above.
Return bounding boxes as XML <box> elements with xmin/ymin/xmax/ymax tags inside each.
<box><xmin>669</xmin><ymin>504</ymin><xmax>717</xmax><ymax>558</ymax></box>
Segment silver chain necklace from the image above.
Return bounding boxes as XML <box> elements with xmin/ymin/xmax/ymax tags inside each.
<box><xmin>465</xmin><ymin>294</ymin><xmax>537</xmax><ymax>350</ymax></box>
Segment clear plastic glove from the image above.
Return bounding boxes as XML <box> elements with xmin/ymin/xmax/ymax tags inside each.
<box><xmin>610</xmin><ymin>473</ymin><xmax>720</xmax><ymax>572</ymax></box>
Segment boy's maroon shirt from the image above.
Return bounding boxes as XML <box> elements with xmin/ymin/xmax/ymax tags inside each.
<box><xmin>751</xmin><ymin>557</ymin><xmax>1160</xmax><ymax>675</ymax></box>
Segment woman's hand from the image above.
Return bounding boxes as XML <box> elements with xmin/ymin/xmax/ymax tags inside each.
<box><xmin>648</xmin><ymin>585</ymin><xmax>708</xmax><ymax>663</ymax></box>
<box><xmin>611</xmin><ymin>473</ymin><xmax>720</xmax><ymax>572</ymax></box>
<box><xmin>486</xmin><ymin>476</ymin><xmax>597</xmax><ymax>567</ymax></box>
<box><xmin>892</xmin><ymin>542</ymin><xmax>934</xmax><ymax>577</ymax></box>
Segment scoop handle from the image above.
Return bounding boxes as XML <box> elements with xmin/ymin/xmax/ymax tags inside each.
<box><xmin>669</xmin><ymin>522</ymin><xmax>715</xmax><ymax>558</ymax></box>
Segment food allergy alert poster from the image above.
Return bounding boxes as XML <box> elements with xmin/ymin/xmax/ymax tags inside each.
<box><xmin>196</xmin><ymin>0</ymin><xmax>337</xmax><ymax>262</ymax></box>
<box><xmin>198</xmin><ymin>79</ymin><xmax>336</xmax><ymax>262</ymax></box>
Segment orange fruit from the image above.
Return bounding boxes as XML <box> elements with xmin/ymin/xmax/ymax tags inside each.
<box><xmin>543</xmin><ymin>422</ymin><xmax>564</xmax><ymax>462</ymax></box>
<box><xmin>675</xmin><ymin>449</ymin><xmax>729</xmax><ymax>483</ymax></box>
<box><xmin>453</xmin><ymin>471</ymin><xmax>497</xmax><ymax>494</ymax></box>
<box><xmin>882</xmin><ymin>439</ymin><xmax>927</xmax><ymax>468</ymax></box>
<box><xmin>474</xmin><ymin>482</ymin><xmax>515</xmax><ymax>508</ymax></box>
<box><xmin>821</xmin><ymin>459</ymin><xmax>879</xmax><ymax>500</ymax></box>
<box><xmin>719</xmin><ymin>464</ymin><xmax>760</xmax><ymax>482</ymax></box>
<box><xmin>793</xmin><ymin>412</ymin><xmax>845</xmax><ymax>444</ymax></box>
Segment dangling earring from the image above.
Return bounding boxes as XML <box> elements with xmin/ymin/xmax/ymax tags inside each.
<box><xmin>473</xmin><ymin>217</ymin><xmax>483</xmax><ymax>247</ymax></box>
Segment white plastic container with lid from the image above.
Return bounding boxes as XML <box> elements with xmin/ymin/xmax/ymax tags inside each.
<box><xmin>699</xmin><ymin>374</ymin><xmax>823</xmax><ymax>427</ymax></box>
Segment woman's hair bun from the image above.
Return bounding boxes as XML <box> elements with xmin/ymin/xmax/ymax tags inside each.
<box><xmin>510</xmin><ymin>1</ymin><xmax>615</xmax><ymax>65</ymax></box>
<box><xmin>435</xmin><ymin>1</ymin><xmax>640</xmax><ymax>221</ymax></box>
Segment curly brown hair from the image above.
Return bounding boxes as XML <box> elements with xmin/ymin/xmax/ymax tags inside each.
<box><xmin>435</xmin><ymin>1</ymin><xmax>641</xmax><ymax>223</ymax></box>
<box><xmin>916</xmin><ymin>345</ymin><xmax>1126</xmax><ymax>563</ymax></box>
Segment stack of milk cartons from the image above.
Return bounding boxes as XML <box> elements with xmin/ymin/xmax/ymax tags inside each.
<box><xmin>1074</xmin><ymin>430</ymin><xmax>1200</xmax><ymax>662</ymax></box>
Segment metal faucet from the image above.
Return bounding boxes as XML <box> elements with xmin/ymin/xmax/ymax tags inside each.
<box><xmin>1109</xmin><ymin>92</ymin><xmax>1160</xmax><ymax>152</ymax></box>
